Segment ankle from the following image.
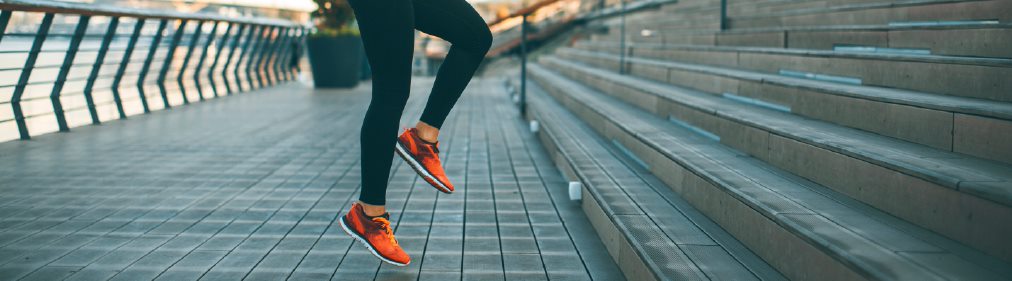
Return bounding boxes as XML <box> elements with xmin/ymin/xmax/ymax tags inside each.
<box><xmin>358</xmin><ymin>201</ymin><xmax>387</xmax><ymax>217</ymax></box>
<box><xmin>414</xmin><ymin>121</ymin><xmax>439</xmax><ymax>143</ymax></box>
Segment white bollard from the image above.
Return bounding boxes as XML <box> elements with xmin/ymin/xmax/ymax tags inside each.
<box><xmin>568</xmin><ymin>181</ymin><xmax>582</xmax><ymax>201</ymax></box>
<box><xmin>529</xmin><ymin>120</ymin><xmax>540</xmax><ymax>133</ymax></box>
<box><xmin>513</xmin><ymin>94</ymin><xmax>520</xmax><ymax>103</ymax></box>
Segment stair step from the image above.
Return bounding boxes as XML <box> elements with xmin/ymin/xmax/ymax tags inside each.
<box><xmin>537</xmin><ymin>54</ymin><xmax>1012</xmax><ymax>264</ymax></box>
<box><xmin>727</xmin><ymin>0</ymin><xmax>1011</xmax><ymax>28</ymax></box>
<box><xmin>578</xmin><ymin>41</ymin><xmax>1011</xmax><ymax>68</ymax></box>
<box><xmin>558</xmin><ymin>47</ymin><xmax>1012</xmax><ymax>165</ymax></box>
<box><xmin>602</xmin><ymin>22</ymin><xmax>1012</xmax><ymax>58</ymax></box>
<box><xmin>522</xmin><ymin>78</ymin><xmax>786</xmax><ymax>281</ymax></box>
<box><xmin>527</xmin><ymin>61</ymin><xmax>1012</xmax><ymax>280</ymax></box>
<box><xmin>728</xmin><ymin>0</ymin><xmax>992</xmax><ymax>22</ymax></box>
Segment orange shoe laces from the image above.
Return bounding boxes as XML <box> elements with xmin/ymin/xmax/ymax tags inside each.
<box><xmin>371</xmin><ymin>217</ymin><xmax>399</xmax><ymax>247</ymax></box>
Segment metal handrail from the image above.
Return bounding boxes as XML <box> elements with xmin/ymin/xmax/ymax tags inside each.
<box><xmin>507</xmin><ymin>0</ymin><xmax>674</xmax><ymax>115</ymax></box>
<box><xmin>0</xmin><ymin>0</ymin><xmax>307</xmax><ymax>141</ymax></box>
<box><xmin>0</xmin><ymin>0</ymin><xmax>294</xmax><ymax>27</ymax></box>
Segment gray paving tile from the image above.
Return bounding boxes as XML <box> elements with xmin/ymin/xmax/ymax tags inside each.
<box><xmin>0</xmin><ymin>79</ymin><xmax>619</xmax><ymax>280</ymax></box>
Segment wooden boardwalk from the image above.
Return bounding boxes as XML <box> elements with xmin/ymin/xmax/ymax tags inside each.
<box><xmin>0</xmin><ymin>78</ymin><xmax>623</xmax><ymax>281</ymax></box>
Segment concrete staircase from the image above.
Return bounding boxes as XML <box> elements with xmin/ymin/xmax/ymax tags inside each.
<box><xmin>518</xmin><ymin>0</ymin><xmax>1012</xmax><ymax>279</ymax></box>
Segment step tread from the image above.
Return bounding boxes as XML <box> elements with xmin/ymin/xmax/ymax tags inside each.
<box><xmin>582</xmin><ymin>41</ymin><xmax>1012</xmax><ymax>68</ymax></box>
<box><xmin>546</xmin><ymin>52</ymin><xmax>1012</xmax><ymax>207</ymax></box>
<box><xmin>565</xmin><ymin>47</ymin><xmax>1012</xmax><ymax>121</ymax></box>
<box><xmin>527</xmin><ymin>79</ymin><xmax>786</xmax><ymax>281</ymax></box>
<box><xmin>528</xmin><ymin>62</ymin><xmax>1012</xmax><ymax>280</ymax></box>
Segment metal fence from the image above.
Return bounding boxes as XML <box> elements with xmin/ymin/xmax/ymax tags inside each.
<box><xmin>0</xmin><ymin>0</ymin><xmax>306</xmax><ymax>141</ymax></box>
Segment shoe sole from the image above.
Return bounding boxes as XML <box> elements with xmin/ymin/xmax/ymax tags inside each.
<box><xmin>339</xmin><ymin>215</ymin><xmax>409</xmax><ymax>267</ymax></box>
<box><xmin>395</xmin><ymin>141</ymin><xmax>453</xmax><ymax>194</ymax></box>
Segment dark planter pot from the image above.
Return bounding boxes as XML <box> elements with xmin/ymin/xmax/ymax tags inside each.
<box><xmin>306</xmin><ymin>35</ymin><xmax>364</xmax><ymax>88</ymax></box>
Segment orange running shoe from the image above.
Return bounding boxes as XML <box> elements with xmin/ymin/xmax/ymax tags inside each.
<box><xmin>339</xmin><ymin>203</ymin><xmax>410</xmax><ymax>266</ymax></box>
<box><xmin>395</xmin><ymin>128</ymin><xmax>454</xmax><ymax>193</ymax></box>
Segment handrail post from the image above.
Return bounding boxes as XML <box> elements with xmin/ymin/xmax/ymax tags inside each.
<box><xmin>245</xmin><ymin>26</ymin><xmax>267</xmax><ymax>90</ymax></box>
<box><xmin>194</xmin><ymin>21</ymin><xmax>219</xmax><ymax>98</ymax></box>
<box><xmin>256</xmin><ymin>26</ymin><xmax>277</xmax><ymax>88</ymax></box>
<box><xmin>207</xmin><ymin>22</ymin><xmax>234</xmax><ymax>97</ymax></box>
<box><xmin>177</xmin><ymin>20</ymin><xmax>204</xmax><ymax>101</ymax></box>
<box><xmin>261</xmin><ymin>27</ymin><xmax>278</xmax><ymax>86</ymax></box>
<box><xmin>273</xmin><ymin>27</ymin><xmax>293</xmax><ymax>83</ymax></box>
<box><xmin>224</xmin><ymin>23</ymin><xmax>248</xmax><ymax>95</ymax></box>
<box><xmin>619</xmin><ymin>0</ymin><xmax>627</xmax><ymax>74</ymax></box>
<box><xmin>519</xmin><ymin>13</ymin><xmax>528</xmax><ymax>116</ymax></box>
<box><xmin>83</xmin><ymin>16</ymin><xmax>119</xmax><ymax>124</ymax></box>
<box><xmin>137</xmin><ymin>19</ymin><xmax>169</xmax><ymax>113</ymax></box>
<box><xmin>236</xmin><ymin>25</ymin><xmax>260</xmax><ymax>92</ymax></box>
<box><xmin>113</xmin><ymin>19</ymin><xmax>145</xmax><ymax>118</ymax></box>
<box><xmin>273</xmin><ymin>27</ymin><xmax>289</xmax><ymax>83</ymax></box>
<box><xmin>159</xmin><ymin>19</ymin><xmax>189</xmax><ymax>107</ymax></box>
<box><xmin>720</xmin><ymin>0</ymin><xmax>728</xmax><ymax>30</ymax></box>
<box><xmin>51</xmin><ymin>14</ymin><xmax>90</xmax><ymax>132</ymax></box>
<box><xmin>10</xmin><ymin>12</ymin><xmax>54</xmax><ymax>140</ymax></box>
<box><xmin>293</xmin><ymin>27</ymin><xmax>307</xmax><ymax>78</ymax></box>
<box><xmin>263</xmin><ymin>27</ymin><xmax>283</xmax><ymax>86</ymax></box>
<box><xmin>0</xmin><ymin>11</ymin><xmax>11</xmax><ymax>44</ymax></box>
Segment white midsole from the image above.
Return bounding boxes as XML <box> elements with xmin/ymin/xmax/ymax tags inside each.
<box><xmin>339</xmin><ymin>216</ymin><xmax>409</xmax><ymax>266</ymax></box>
<box><xmin>395</xmin><ymin>142</ymin><xmax>450</xmax><ymax>192</ymax></box>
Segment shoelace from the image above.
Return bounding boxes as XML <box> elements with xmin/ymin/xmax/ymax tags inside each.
<box><xmin>371</xmin><ymin>217</ymin><xmax>399</xmax><ymax>247</ymax></box>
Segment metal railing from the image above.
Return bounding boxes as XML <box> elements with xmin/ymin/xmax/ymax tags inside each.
<box><xmin>0</xmin><ymin>0</ymin><xmax>306</xmax><ymax>141</ymax></box>
<box><xmin>503</xmin><ymin>0</ymin><xmax>675</xmax><ymax>115</ymax></box>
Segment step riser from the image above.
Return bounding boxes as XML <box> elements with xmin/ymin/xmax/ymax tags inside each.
<box><xmin>559</xmin><ymin>47</ymin><xmax>1012</xmax><ymax>165</ymax></box>
<box><xmin>540</xmin><ymin>57</ymin><xmax>1012</xmax><ymax>263</ymax></box>
<box><xmin>529</xmin><ymin>70</ymin><xmax>872</xmax><ymax>281</ymax></box>
<box><xmin>579</xmin><ymin>44</ymin><xmax>1012</xmax><ymax>104</ymax></box>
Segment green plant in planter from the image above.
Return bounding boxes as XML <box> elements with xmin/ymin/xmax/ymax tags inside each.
<box><xmin>310</xmin><ymin>0</ymin><xmax>360</xmax><ymax>37</ymax></box>
<box><xmin>306</xmin><ymin>0</ymin><xmax>366</xmax><ymax>87</ymax></box>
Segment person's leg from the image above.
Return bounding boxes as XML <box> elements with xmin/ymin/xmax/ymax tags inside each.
<box><xmin>348</xmin><ymin>0</ymin><xmax>416</xmax><ymax>212</ymax></box>
<box><xmin>413</xmin><ymin>0</ymin><xmax>493</xmax><ymax>139</ymax></box>
<box><xmin>341</xmin><ymin>0</ymin><xmax>416</xmax><ymax>267</ymax></box>
<box><xmin>390</xmin><ymin>0</ymin><xmax>491</xmax><ymax>194</ymax></box>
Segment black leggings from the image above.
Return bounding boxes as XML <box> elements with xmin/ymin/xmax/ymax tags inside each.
<box><xmin>349</xmin><ymin>0</ymin><xmax>493</xmax><ymax>205</ymax></box>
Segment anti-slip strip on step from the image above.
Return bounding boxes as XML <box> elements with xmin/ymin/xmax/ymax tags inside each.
<box><xmin>722</xmin><ymin>93</ymin><xmax>792</xmax><ymax>113</ymax></box>
<box><xmin>579</xmin><ymin>41</ymin><xmax>1012</xmax><ymax>68</ymax></box>
<box><xmin>777</xmin><ymin>69</ymin><xmax>863</xmax><ymax>85</ymax></box>
<box><xmin>888</xmin><ymin>19</ymin><xmax>1001</xmax><ymax>27</ymax></box>
<box><xmin>612</xmin><ymin>139</ymin><xmax>651</xmax><ymax>169</ymax></box>
<box><xmin>833</xmin><ymin>45</ymin><xmax>932</xmax><ymax>55</ymax></box>
<box><xmin>668</xmin><ymin>116</ymin><xmax>721</xmax><ymax>141</ymax></box>
<box><xmin>609</xmin><ymin>19</ymin><xmax>1012</xmax><ymax>34</ymax></box>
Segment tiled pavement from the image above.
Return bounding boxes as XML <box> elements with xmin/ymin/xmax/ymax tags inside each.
<box><xmin>0</xmin><ymin>77</ymin><xmax>623</xmax><ymax>280</ymax></box>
